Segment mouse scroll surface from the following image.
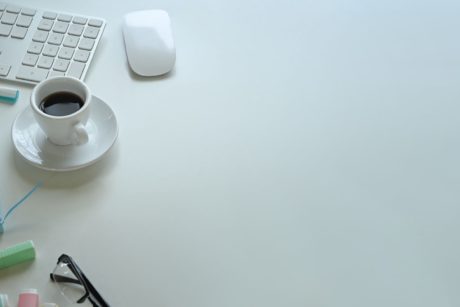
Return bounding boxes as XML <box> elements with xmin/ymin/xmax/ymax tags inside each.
<box><xmin>122</xmin><ymin>10</ymin><xmax>176</xmax><ymax>76</ymax></box>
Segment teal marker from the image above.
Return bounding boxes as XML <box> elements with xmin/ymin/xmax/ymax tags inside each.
<box><xmin>0</xmin><ymin>87</ymin><xmax>19</xmax><ymax>104</ymax></box>
<box><xmin>0</xmin><ymin>294</ymin><xmax>10</xmax><ymax>307</ymax></box>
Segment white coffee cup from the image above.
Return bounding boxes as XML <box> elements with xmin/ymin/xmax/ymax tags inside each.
<box><xmin>30</xmin><ymin>76</ymin><xmax>91</xmax><ymax>146</ymax></box>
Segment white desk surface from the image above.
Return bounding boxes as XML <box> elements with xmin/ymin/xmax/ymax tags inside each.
<box><xmin>1</xmin><ymin>0</ymin><xmax>460</xmax><ymax>306</ymax></box>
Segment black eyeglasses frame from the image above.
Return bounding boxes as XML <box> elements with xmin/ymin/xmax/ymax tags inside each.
<box><xmin>50</xmin><ymin>254</ymin><xmax>110</xmax><ymax>307</ymax></box>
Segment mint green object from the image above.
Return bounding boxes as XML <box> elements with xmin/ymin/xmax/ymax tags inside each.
<box><xmin>0</xmin><ymin>240</ymin><xmax>36</xmax><ymax>269</ymax></box>
<box><xmin>0</xmin><ymin>294</ymin><xmax>10</xmax><ymax>307</ymax></box>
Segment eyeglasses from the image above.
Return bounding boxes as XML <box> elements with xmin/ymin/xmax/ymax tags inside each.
<box><xmin>50</xmin><ymin>254</ymin><xmax>110</xmax><ymax>307</ymax></box>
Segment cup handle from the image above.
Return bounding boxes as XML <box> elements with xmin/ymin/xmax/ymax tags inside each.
<box><xmin>72</xmin><ymin>122</ymin><xmax>89</xmax><ymax>145</ymax></box>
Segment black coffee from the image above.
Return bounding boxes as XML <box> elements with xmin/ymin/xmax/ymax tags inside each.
<box><xmin>39</xmin><ymin>92</ymin><xmax>84</xmax><ymax>116</ymax></box>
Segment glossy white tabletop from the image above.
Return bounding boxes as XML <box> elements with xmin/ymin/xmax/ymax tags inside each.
<box><xmin>1</xmin><ymin>0</ymin><xmax>460</xmax><ymax>306</ymax></box>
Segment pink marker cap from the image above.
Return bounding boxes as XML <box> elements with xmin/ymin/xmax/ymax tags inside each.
<box><xmin>18</xmin><ymin>289</ymin><xmax>39</xmax><ymax>307</ymax></box>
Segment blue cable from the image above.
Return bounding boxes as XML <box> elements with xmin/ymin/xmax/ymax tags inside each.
<box><xmin>0</xmin><ymin>182</ymin><xmax>42</xmax><ymax>231</ymax></box>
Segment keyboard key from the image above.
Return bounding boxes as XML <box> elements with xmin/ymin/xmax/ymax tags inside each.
<box><xmin>27</xmin><ymin>41</ymin><xmax>44</xmax><ymax>54</ymax></box>
<box><xmin>16</xmin><ymin>66</ymin><xmax>48</xmax><ymax>82</ymax></box>
<box><xmin>53</xmin><ymin>58</ymin><xmax>69</xmax><ymax>72</ymax></box>
<box><xmin>1</xmin><ymin>11</ymin><xmax>17</xmax><ymax>24</ymax></box>
<box><xmin>37</xmin><ymin>55</ymin><xmax>54</xmax><ymax>69</ymax></box>
<box><xmin>68</xmin><ymin>23</ymin><xmax>83</xmax><ymax>36</ymax></box>
<box><xmin>16</xmin><ymin>14</ymin><xmax>32</xmax><ymax>27</ymax></box>
<box><xmin>0</xmin><ymin>23</ymin><xmax>12</xmax><ymax>36</ymax></box>
<box><xmin>42</xmin><ymin>11</ymin><xmax>57</xmax><ymax>20</ymax></box>
<box><xmin>5</xmin><ymin>5</ymin><xmax>20</xmax><ymax>13</ymax></box>
<box><xmin>0</xmin><ymin>4</ymin><xmax>5</xmax><ymax>11</ymax></box>
<box><xmin>53</xmin><ymin>21</ymin><xmax>69</xmax><ymax>33</ymax></box>
<box><xmin>67</xmin><ymin>61</ymin><xmax>85</xmax><ymax>78</ymax></box>
<box><xmin>72</xmin><ymin>16</ymin><xmax>87</xmax><ymax>25</ymax></box>
<box><xmin>32</xmin><ymin>30</ymin><xmax>48</xmax><ymax>42</ymax></box>
<box><xmin>21</xmin><ymin>8</ymin><xmax>36</xmax><ymax>16</ymax></box>
<box><xmin>57</xmin><ymin>14</ymin><xmax>72</xmax><ymax>22</ymax></box>
<box><xmin>0</xmin><ymin>64</ymin><xmax>11</xmax><ymax>76</ymax></box>
<box><xmin>11</xmin><ymin>25</ymin><xmax>27</xmax><ymax>38</ymax></box>
<box><xmin>47</xmin><ymin>32</ymin><xmax>63</xmax><ymax>45</ymax></box>
<box><xmin>83</xmin><ymin>26</ymin><xmax>99</xmax><ymax>39</ymax></box>
<box><xmin>63</xmin><ymin>35</ymin><xmax>79</xmax><ymax>48</ymax></box>
<box><xmin>58</xmin><ymin>47</ymin><xmax>74</xmax><ymax>60</ymax></box>
<box><xmin>88</xmin><ymin>19</ymin><xmax>103</xmax><ymax>27</ymax></box>
<box><xmin>22</xmin><ymin>53</ymin><xmax>38</xmax><ymax>66</ymax></box>
<box><xmin>74</xmin><ymin>49</ymin><xmax>89</xmax><ymax>62</ymax></box>
<box><xmin>79</xmin><ymin>37</ymin><xmax>94</xmax><ymax>50</ymax></box>
<box><xmin>42</xmin><ymin>44</ymin><xmax>59</xmax><ymax>57</ymax></box>
<box><xmin>49</xmin><ymin>70</ymin><xmax>65</xmax><ymax>78</ymax></box>
<box><xmin>38</xmin><ymin>19</ymin><xmax>54</xmax><ymax>31</ymax></box>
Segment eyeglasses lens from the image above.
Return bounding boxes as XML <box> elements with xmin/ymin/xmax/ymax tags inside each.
<box><xmin>52</xmin><ymin>261</ymin><xmax>86</xmax><ymax>303</ymax></box>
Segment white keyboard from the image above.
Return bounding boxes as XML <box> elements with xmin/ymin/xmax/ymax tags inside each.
<box><xmin>0</xmin><ymin>3</ymin><xmax>105</xmax><ymax>85</ymax></box>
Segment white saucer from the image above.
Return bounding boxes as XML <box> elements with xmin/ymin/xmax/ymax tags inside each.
<box><xmin>12</xmin><ymin>95</ymin><xmax>118</xmax><ymax>172</ymax></box>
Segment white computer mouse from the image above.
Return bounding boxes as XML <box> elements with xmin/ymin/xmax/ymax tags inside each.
<box><xmin>122</xmin><ymin>10</ymin><xmax>176</xmax><ymax>77</ymax></box>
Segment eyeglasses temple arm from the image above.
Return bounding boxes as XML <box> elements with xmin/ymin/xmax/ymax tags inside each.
<box><xmin>50</xmin><ymin>273</ymin><xmax>81</xmax><ymax>284</ymax></box>
<box><xmin>82</xmin><ymin>273</ymin><xmax>110</xmax><ymax>307</ymax></box>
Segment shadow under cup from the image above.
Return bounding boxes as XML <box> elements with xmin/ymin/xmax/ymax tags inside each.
<box><xmin>30</xmin><ymin>77</ymin><xmax>92</xmax><ymax>146</ymax></box>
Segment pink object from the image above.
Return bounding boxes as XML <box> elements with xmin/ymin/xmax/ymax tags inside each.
<box><xmin>18</xmin><ymin>289</ymin><xmax>39</xmax><ymax>307</ymax></box>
